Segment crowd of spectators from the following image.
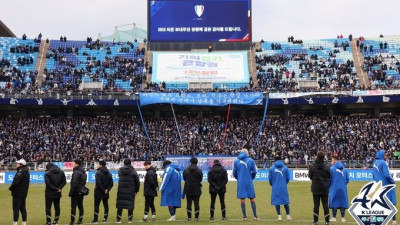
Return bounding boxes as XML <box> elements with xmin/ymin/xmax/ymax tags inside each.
<box><xmin>0</xmin><ymin>115</ymin><xmax>398</xmax><ymax>167</ymax></box>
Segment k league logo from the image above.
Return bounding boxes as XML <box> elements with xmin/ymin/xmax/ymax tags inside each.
<box><xmin>194</xmin><ymin>5</ymin><xmax>204</xmax><ymax>17</ymax></box>
<box><xmin>349</xmin><ymin>181</ymin><xmax>397</xmax><ymax>225</ymax></box>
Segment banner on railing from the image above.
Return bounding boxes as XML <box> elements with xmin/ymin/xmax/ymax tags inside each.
<box><xmin>165</xmin><ymin>155</ymin><xmax>237</xmax><ymax>170</ymax></box>
<box><xmin>140</xmin><ymin>92</ymin><xmax>264</xmax><ymax>106</ymax></box>
<box><xmin>0</xmin><ymin>172</ymin><xmax>5</xmax><ymax>184</ymax></box>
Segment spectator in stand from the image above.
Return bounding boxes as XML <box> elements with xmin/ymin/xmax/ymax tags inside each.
<box><xmin>9</xmin><ymin>159</ymin><xmax>30</xmax><ymax>225</ymax></box>
<box><xmin>44</xmin><ymin>163</ymin><xmax>67</xmax><ymax>225</ymax></box>
<box><xmin>269</xmin><ymin>154</ymin><xmax>291</xmax><ymax>221</ymax></box>
<box><xmin>160</xmin><ymin>160</ymin><xmax>182</xmax><ymax>221</ymax></box>
<box><xmin>233</xmin><ymin>145</ymin><xmax>260</xmax><ymax>221</ymax></box>
<box><xmin>328</xmin><ymin>156</ymin><xmax>349</xmax><ymax>223</ymax></box>
<box><xmin>92</xmin><ymin>159</ymin><xmax>113</xmax><ymax>223</ymax></box>
<box><xmin>116</xmin><ymin>158</ymin><xmax>140</xmax><ymax>223</ymax></box>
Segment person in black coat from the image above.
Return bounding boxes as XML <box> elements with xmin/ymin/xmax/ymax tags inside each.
<box><xmin>69</xmin><ymin>159</ymin><xmax>87</xmax><ymax>225</ymax></box>
<box><xmin>92</xmin><ymin>160</ymin><xmax>113</xmax><ymax>223</ymax></box>
<box><xmin>44</xmin><ymin>163</ymin><xmax>66</xmax><ymax>225</ymax></box>
<box><xmin>309</xmin><ymin>152</ymin><xmax>331</xmax><ymax>225</ymax></box>
<box><xmin>208</xmin><ymin>159</ymin><xmax>228</xmax><ymax>220</ymax></box>
<box><xmin>116</xmin><ymin>158</ymin><xmax>140</xmax><ymax>223</ymax></box>
<box><xmin>9</xmin><ymin>159</ymin><xmax>30</xmax><ymax>225</ymax></box>
<box><xmin>141</xmin><ymin>161</ymin><xmax>158</xmax><ymax>222</ymax></box>
<box><xmin>183</xmin><ymin>157</ymin><xmax>203</xmax><ymax>221</ymax></box>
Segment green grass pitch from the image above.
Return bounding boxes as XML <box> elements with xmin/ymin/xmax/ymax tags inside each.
<box><xmin>1</xmin><ymin>182</ymin><xmax>398</xmax><ymax>225</ymax></box>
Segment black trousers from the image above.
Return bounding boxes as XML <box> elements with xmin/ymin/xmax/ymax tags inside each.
<box><xmin>94</xmin><ymin>196</ymin><xmax>109</xmax><ymax>220</ymax></box>
<box><xmin>46</xmin><ymin>197</ymin><xmax>61</xmax><ymax>223</ymax></box>
<box><xmin>144</xmin><ymin>196</ymin><xmax>156</xmax><ymax>216</ymax></box>
<box><xmin>313</xmin><ymin>194</ymin><xmax>329</xmax><ymax>223</ymax></box>
<box><xmin>117</xmin><ymin>208</ymin><xmax>133</xmax><ymax>221</ymax></box>
<box><xmin>210</xmin><ymin>192</ymin><xmax>226</xmax><ymax>218</ymax></box>
<box><xmin>71</xmin><ymin>195</ymin><xmax>84</xmax><ymax>223</ymax></box>
<box><xmin>13</xmin><ymin>196</ymin><xmax>27</xmax><ymax>222</ymax></box>
<box><xmin>186</xmin><ymin>195</ymin><xmax>200</xmax><ymax>219</ymax></box>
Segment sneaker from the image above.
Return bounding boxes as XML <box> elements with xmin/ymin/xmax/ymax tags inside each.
<box><xmin>222</xmin><ymin>217</ymin><xmax>227</xmax><ymax>220</ymax></box>
<box><xmin>277</xmin><ymin>215</ymin><xmax>282</xmax><ymax>221</ymax></box>
<box><xmin>101</xmin><ymin>218</ymin><xmax>107</xmax><ymax>223</ymax></box>
<box><xmin>242</xmin><ymin>217</ymin><xmax>247</xmax><ymax>221</ymax></box>
<box><xmin>341</xmin><ymin>218</ymin><xmax>346</xmax><ymax>222</ymax></box>
<box><xmin>330</xmin><ymin>218</ymin><xmax>336</xmax><ymax>222</ymax></box>
<box><xmin>254</xmin><ymin>217</ymin><xmax>260</xmax><ymax>221</ymax></box>
<box><xmin>52</xmin><ymin>221</ymin><xmax>59</xmax><ymax>225</ymax></box>
<box><xmin>167</xmin><ymin>216</ymin><xmax>176</xmax><ymax>221</ymax></box>
<box><xmin>13</xmin><ymin>222</ymin><xmax>18</xmax><ymax>225</ymax></box>
<box><xmin>187</xmin><ymin>218</ymin><xmax>191</xmax><ymax>221</ymax></box>
<box><xmin>128</xmin><ymin>220</ymin><xmax>132</xmax><ymax>223</ymax></box>
<box><xmin>151</xmin><ymin>218</ymin><xmax>156</xmax><ymax>221</ymax></box>
<box><xmin>209</xmin><ymin>217</ymin><xmax>214</xmax><ymax>221</ymax></box>
<box><xmin>76</xmin><ymin>221</ymin><xmax>83</xmax><ymax>225</ymax></box>
<box><xmin>22</xmin><ymin>222</ymin><xmax>27</xmax><ymax>225</ymax></box>
<box><xmin>194</xmin><ymin>218</ymin><xmax>198</xmax><ymax>222</ymax></box>
<box><xmin>141</xmin><ymin>218</ymin><xmax>148</xmax><ymax>222</ymax></box>
<box><xmin>313</xmin><ymin>222</ymin><xmax>319</xmax><ymax>225</ymax></box>
<box><xmin>287</xmin><ymin>215</ymin><xmax>292</xmax><ymax>221</ymax></box>
<box><xmin>116</xmin><ymin>220</ymin><xmax>121</xmax><ymax>224</ymax></box>
<box><xmin>91</xmin><ymin>220</ymin><xmax>98</xmax><ymax>224</ymax></box>
<box><xmin>325</xmin><ymin>223</ymin><xmax>330</xmax><ymax>225</ymax></box>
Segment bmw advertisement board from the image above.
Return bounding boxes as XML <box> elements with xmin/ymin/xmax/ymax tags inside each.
<box><xmin>148</xmin><ymin>0</ymin><xmax>251</xmax><ymax>42</ymax></box>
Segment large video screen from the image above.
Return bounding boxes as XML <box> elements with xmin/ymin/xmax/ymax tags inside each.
<box><xmin>148</xmin><ymin>0</ymin><xmax>251</xmax><ymax>42</ymax></box>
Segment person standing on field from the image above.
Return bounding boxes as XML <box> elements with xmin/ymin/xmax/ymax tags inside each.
<box><xmin>269</xmin><ymin>154</ymin><xmax>291</xmax><ymax>221</ymax></box>
<box><xmin>9</xmin><ymin>159</ymin><xmax>30</xmax><ymax>225</ymax></box>
<box><xmin>183</xmin><ymin>157</ymin><xmax>203</xmax><ymax>221</ymax></box>
<box><xmin>309</xmin><ymin>152</ymin><xmax>331</xmax><ymax>225</ymax></box>
<box><xmin>91</xmin><ymin>159</ymin><xmax>113</xmax><ymax>223</ymax></box>
<box><xmin>44</xmin><ymin>162</ymin><xmax>66</xmax><ymax>225</ymax></box>
<box><xmin>142</xmin><ymin>161</ymin><xmax>158</xmax><ymax>222</ymax></box>
<box><xmin>116</xmin><ymin>158</ymin><xmax>140</xmax><ymax>223</ymax></box>
<box><xmin>160</xmin><ymin>160</ymin><xmax>182</xmax><ymax>221</ymax></box>
<box><xmin>329</xmin><ymin>156</ymin><xmax>349</xmax><ymax>223</ymax></box>
<box><xmin>232</xmin><ymin>145</ymin><xmax>260</xmax><ymax>221</ymax></box>
<box><xmin>208</xmin><ymin>159</ymin><xmax>228</xmax><ymax>220</ymax></box>
<box><xmin>69</xmin><ymin>159</ymin><xmax>87</xmax><ymax>225</ymax></box>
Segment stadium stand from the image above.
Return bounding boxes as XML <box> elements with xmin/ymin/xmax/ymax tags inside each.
<box><xmin>359</xmin><ymin>36</ymin><xmax>400</xmax><ymax>89</ymax></box>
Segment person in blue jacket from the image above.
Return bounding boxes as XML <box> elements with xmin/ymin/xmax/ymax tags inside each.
<box><xmin>269</xmin><ymin>154</ymin><xmax>291</xmax><ymax>221</ymax></box>
<box><xmin>160</xmin><ymin>160</ymin><xmax>182</xmax><ymax>221</ymax></box>
<box><xmin>372</xmin><ymin>150</ymin><xmax>397</xmax><ymax>225</ymax></box>
<box><xmin>328</xmin><ymin>156</ymin><xmax>349</xmax><ymax>223</ymax></box>
<box><xmin>233</xmin><ymin>145</ymin><xmax>260</xmax><ymax>221</ymax></box>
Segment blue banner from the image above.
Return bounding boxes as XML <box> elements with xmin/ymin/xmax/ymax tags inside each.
<box><xmin>140</xmin><ymin>92</ymin><xmax>264</xmax><ymax>106</ymax></box>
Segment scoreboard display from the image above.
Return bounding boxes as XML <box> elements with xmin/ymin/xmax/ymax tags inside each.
<box><xmin>148</xmin><ymin>0</ymin><xmax>251</xmax><ymax>42</ymax></box>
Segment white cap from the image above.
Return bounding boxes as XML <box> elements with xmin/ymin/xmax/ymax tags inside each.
<box><xmin>16</xmin><ymin>159</ymin><xmax>26</xmax><ymax>166</ymax></box>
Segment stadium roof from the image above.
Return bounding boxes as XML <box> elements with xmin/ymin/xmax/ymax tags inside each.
<box><xmin>0</xmin><ymin>20</ymin><xmax>16</xmax><ymax>37</ymax></box>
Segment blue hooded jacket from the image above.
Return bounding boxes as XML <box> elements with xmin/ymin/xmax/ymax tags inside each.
<box><xmin>329</xmin><ymin>161</ymin><xmax>349</xmax><ymax>209</ymax></box>
<box><xmin>160</xmin><ymin>164</ymin><xmax>182</xmax><ymax>207</ymax></box>
<box><xmin>372</xmin><ymin>150</ymin><xmax>396</xmax><ymax>205</ymax></box>
<box><xmin>268</xmin><ymin>160</ymin><xmax>290</xmax><ymax>205</ymax></box>
<box><xmin>233</xmin><ymin>151</ymin><xmax>257</xmax><ymax>198</ymax></box>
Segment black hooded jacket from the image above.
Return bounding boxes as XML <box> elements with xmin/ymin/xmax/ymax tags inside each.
<box><xmin>208</xmin><ymin>163</ymin><xmax>228</xmax><ymax>194</ymax></box>
<box><xmin>116</xmin><ymin>165</ymin><xmax>140</xmax><ymax>210</ymax></box>
<box><xmin>45</xmin><ymin>163</ymin><xmax>67</xmax><ymax>199</ymax></box>
<box><xmin>309</xmin><ymin>158</ymin><xmax>331</xmax><ymax>195</ymax></box>
<box><xmin>9</xmin><ymin>165</ymin><xmax>30</xmax><ymax>197</ymax></box>
<box><xmin>94</xmin><ymin>166</ymin><xmax>114</xmax><ymax>199</ymax></box>
<box><xmin>144</xmin><ymin>166</ymin><xmax>158</xmax><ymax>197</ymax></box>
<box><xmin>183</xmin><ymin>164</ymin><xmax>203</xmax><ymax>197</ymax></box>
<box><xmin>69</xmin><ymin>166</ymin><xmax>87</xmax><ymax>197</ymax></box>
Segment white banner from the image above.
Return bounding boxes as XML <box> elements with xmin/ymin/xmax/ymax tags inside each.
<box><xmin>292</xmin><ymin>170</ymin><xmax>310</xmax><ymax>181</ymax></box>
<box><xmin>152</xmin><ymin>51</ymin><xmax>249</xmax><ymax>83</ymax></box>
<box><xmin>0</xmin><ymin>172</ymin><xmax>4</xmax><ymax>184</ymax></box>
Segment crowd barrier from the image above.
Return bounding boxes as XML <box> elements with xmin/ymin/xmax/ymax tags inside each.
<box><xmin>2</xmin><ymin>169</ymin><xmax>400</xmax><ymax>184</ymax></box>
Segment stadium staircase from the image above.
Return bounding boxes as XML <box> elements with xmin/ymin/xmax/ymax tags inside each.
<box><xmin>351</xmin><ymin>39</ymin><xmax>369</xmax><ymax>88</ymax></box>
<box><xmin>143</xmin><ymin>43</ymin><xmax>152</xmax><ymax>90</ymax></box>
<box><xmin>35</xmin><ymin>40</ymin><xmax>50</xmax><ymax>86</ymax></box>
<box><xmin>250</xmin><ymin>43</ymin><xmax>259</xmax><ymax>86</ymax></box>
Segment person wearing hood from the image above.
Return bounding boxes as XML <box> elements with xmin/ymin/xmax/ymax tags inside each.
<box><xmin>91</xmin><ymin>159</ymin><xmax>113</xmax><ymax>223</ymax></box>
<box><xmin>328</xmin><ymin>156</ymin><xmax>349</xmax><ymax>223</ymax></box>
<box><xmin>9</xmin><ymin>159</ymin><xmax>30</xmax><ymax>225</ymax></box>
<box><xmin>116</xmin><ymin>158</ymin><xmax>140</xmax><ymax>223</ymax></box>
<box><xmin>208</xmin><ymin>159</ymin><xmax>228</xmax><ymax>220</ymax></box>
<box><xmin>69</xmin><ymin>159</ymin><xmax>87</xmax><ymax>225</ymax></box>
<box><xmin>183</xmin><ymin>157</ymin><xmax>203</xmax><ymax>221</ymax></box>
<box><xmin>160</xmin><ymin>160</ymin><xmax>182</xmax><ymax>221</ymax></box>
<box><xmin>309</xmin><ymin>152</ymin><xmax>331</xmax><ymax>225</ymax></box>
<box><xmin>269</xmin><ymin>154</ymin><xmax>291</xmax><ymax>221</ymax></box>
<box><xmin>372</xmin><ymin>150</ymin><xmax>397</xmax><ymax>225</ymax></box>
<box><xmin>44</xmin><ymin>162</ymin><xmax>66</xmax><ymax>225</ymax></box>
<box><xmin>232</xmin><ymin>145</ymin><xmax>260</xmax><ymax>221</ymax></box>
<box><xmin>141</xmin><ymin>161</ymin><xmax>158</xmax><ymax>222</ymax></box>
